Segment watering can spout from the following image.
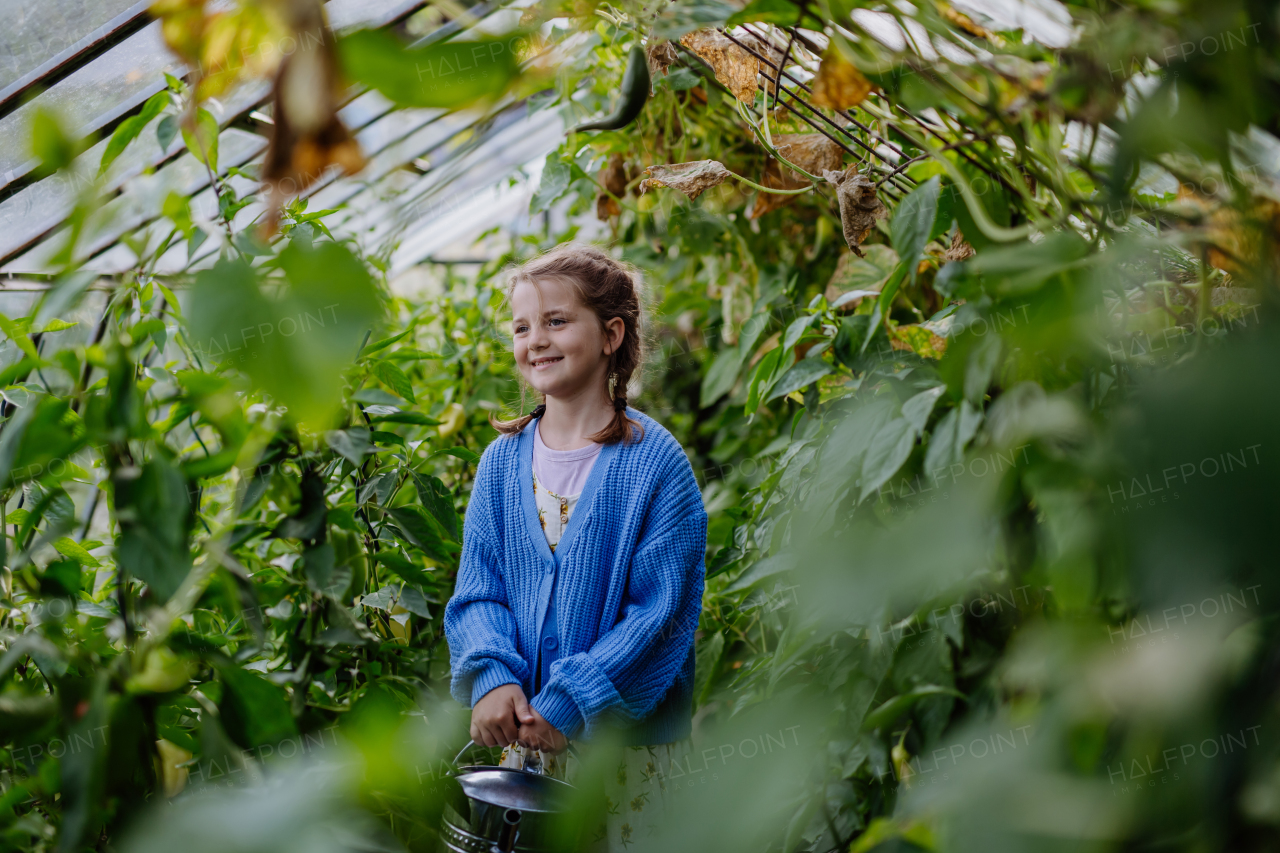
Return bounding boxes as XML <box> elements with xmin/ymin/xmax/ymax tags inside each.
<box><xmin>492</xmin><ymin>808</ymin><xmax>521</xmax><ymax>853</ymax></box>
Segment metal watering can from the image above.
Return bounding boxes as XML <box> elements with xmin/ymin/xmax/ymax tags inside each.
<box><xmin>439</xmin><ymin>740</ymin><xmax>579</xmax><ymax>853</ymax></box>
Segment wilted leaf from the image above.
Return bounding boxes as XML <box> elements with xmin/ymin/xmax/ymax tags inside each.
<box><xmin>640</xmin><ymin>160</ymin><xmax>733</xmax><ymax>200</ymax></box>
<box><xmin>748</xmin><ymin>159</ymin><xmax>807</xmax><ymax>218</ymax></box>
<box><xmin>890</xmin><ymin>324</ymin><xmax>948</xmax><ymax>359</ymax></box>
<box><xmin>824</xmin><ymin>165</ymin><xmax>887</xmax><ymax>257</ymax></box>
<box><xmin>647</xmin><ymin>40</ymin><xmax>680</xmax><ymax>78</ymax></box>
<box><xmin>262</xmin><ymin>19</ymin><xmax>364</xmax><ymax>231</ymax></box>
<box><xmin>811</xmin><ymin>46</ymin><xmax>874</xmax><ymax>110</ymax></box>
<box><xmin>774</xmin><ymin>133</ymin><xmax>844</xmax><ymax>177</ymax></box>
<box><xmin>679</xmin><ymin>29</ymin><xmax>760</xmax><ymax>103</ymax></box>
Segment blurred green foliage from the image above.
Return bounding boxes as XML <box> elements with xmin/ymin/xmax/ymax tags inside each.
<box><xmin>2</xmin><ymin>0</ymin><xmax>1280</xmax><ymax>851</ymax></box>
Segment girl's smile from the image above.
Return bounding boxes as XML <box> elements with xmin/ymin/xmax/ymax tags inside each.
<box><xmin>509</xmin><ymin>277</ymin><xmax>620</xmax><ymax>405</ymax></box>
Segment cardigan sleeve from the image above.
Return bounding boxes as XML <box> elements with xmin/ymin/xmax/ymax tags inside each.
<box><xmin>531</xmin><ymin>466</ymin><xmax>707</xmax><ymax>740</ymax></box>
<box><xmin>443</xmin><ymin>451</ymin><xmax>529</xmax><ymax>708</ymax></box>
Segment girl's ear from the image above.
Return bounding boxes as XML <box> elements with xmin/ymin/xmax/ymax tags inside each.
<box><xmin>602</xmin><ymin>316</ymin><xmax>625</xmax><ymax>355</ymax></box>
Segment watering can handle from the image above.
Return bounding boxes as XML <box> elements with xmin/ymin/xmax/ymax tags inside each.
<box><xmin>452</xmin><ymin>738</ymin><xmax>583</xmax><ymax>767</ymax></box>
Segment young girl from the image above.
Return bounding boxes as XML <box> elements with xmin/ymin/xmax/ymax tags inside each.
<box><xmin>443</xmin><ymin>243</ymin><xmax>707</xmax><ymax>848</ymax></box>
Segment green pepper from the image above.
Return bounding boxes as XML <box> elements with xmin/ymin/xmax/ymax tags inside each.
<box><xmin>572</xmin><ymin>45</ymin><xmax>650</xmax><ymax>133</ymax></box>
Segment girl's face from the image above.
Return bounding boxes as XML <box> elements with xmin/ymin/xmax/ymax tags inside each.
<box><xmin>510</xmin><ymin>277</ymin><xmax>623</xmax><ymax>401</ymax></box>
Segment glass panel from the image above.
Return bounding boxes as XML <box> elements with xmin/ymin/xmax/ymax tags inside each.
<box><xmin>2</xmin><ymin>129</ymin><xmax>267</xmax><ymax>275</ymax></box>
<box><xmin>0</xmin><ymin>0</ymin><xmax>142</xmax><ymax>95</ymax></box>
<box><xmin>385</xmin><ymin>107</ymin><xmax>566</xmax><ymax>272</ymax></box>
<box><xmin>0</xmin><ymin>23</ymin><xmax>178</xmax><ymax>189</ymax></box>
<box><xmin>0</xmin><ymin>0</ymin><xmax>430</xmax><ymax>190</ymax></box>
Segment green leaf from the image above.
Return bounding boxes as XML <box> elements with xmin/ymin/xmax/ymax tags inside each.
<box><xmin>767</xmin><ymin>358</ymin><xmax>833</xmax><ymax>402</ymax></box>
<box><xmin>901</xmin><ymin>385</ymin><xmax>946</xmax><ymax>435</ymax></box>
<box><xmin>693</xmin><ymin>630</ymin><xmax>725</xmax><ymax>706</ymax></box>
<box><xmin>362</xmin><ymin>583</ymin><xmax>431</xmax><ymax>618</ymax></box>
<box><xmin>360</xmin><ymin>329</ymin><xmax>410</xmax><ymax>356</ymax></box>
<box><xmin>181</xmin><ymin>108</ymin><xmax>219</xmax><ymax>171</ymax></box>
<box><xmin>890</xmin><ymin>176</ymin><xmax>940</xmax><ymax>284</ymax></box>
<box><xmin>386</xmin><ymin>505</ymin><xmax>452</xmax><ymax>563</ymax></box>
<box><xmin>370</xmin><ymin>411</ymin><xmax>441</xmax><ymax>426</ymax></box>
<box><xmin>435</xmin><ymin>446</ymin><xmax>479</xmax><ymax>464</ymax></box>
<box><xmin>861</xmin><ymin>685</ymin><xmax>964</xmax><ymax>731</ymax></box>
<box><xmin>700</xmin><ymin>345</ymin><xmax>744</xmax><ymax>408</ymax></box>
<box><xmin>114</xmin><ymin>457</ymin><xmax>192</xmax><ymax>603</ymax></box>
<box><xmin>339</xmin><ymin>28</ymin><xmax>522</xmax><ymax>109</ymax></box>
<box><xmin>52</xmin><ymin>537</ymin><xmax>101</xmax><ymax>568</ymax></box>
<box><xmin>29</xmin><ymin>108</ymin><xmax>79</xmax><ymax>176</ymax></box>
<box><xmin>530</xmin><ymin>157</ymin><xmax>571</xmax><ymax>215</ymax></box>
<box><xmin>411</xmin><ymin>470</ymin><xmax>460</xmax><ymax>541</ymax></box>
<box><xmin>654</xmin><ymin>67</ymin><xmax>701</xmax><ymax>92</ymax></box>
<box><xmin>2</xmin><ymin>396</ymin><xmax>86</xmax><ymax>490</ymax></box>
<box><xmin>0</xmin><ymin>313</ymin><xmax>39</xmax><ymax>360</ymax></box>
<box><xmin>156</xmin><ymin>114</ymin><xmax>179</xmax><ymax>153</ymax></box>
<box><xmin>746</xmin><ymin>346</ymin><xmax>785</xmax><ymax>413</ymax></box>
<box><xmin>303</xmin><ymin>543</ymin><xmax>351</xmax><ymax>598</ymax></box>
<box><xmin>99</xmin><ymin>91</ymin><xmax>169</xmax><ymax>176</ymax></box>
<box><xmin>373</xmin><ymin>360</ymin><xmax>416</xmax><ymax>402</ymax></box>
<box><xmin>39</xmin><ymin>319</ymin><xmax>78</xmax><ymax>333</ymax></box>
<box><xmin>326</xmin><ymin>427</ymin><xmax>372</xmax><ymax>467</ymax></box>
<box><xmin>923</xmin><ymin>401</ymin><xmax>983</xmax><ymax>475</ymax></box>
<box><xmin>188</xmin><ymin>243</ymin><xmax>384</xmax><ymax>430</ymax></box>
<box><xmin>727</xmin><ymin>0</ymin><xmax>801</xmax><ymax>26</ymax></box>
<box><xmin>725</xmin><ymin>553</ymin><xmax>798</xmax><ymax>593</ymax></box>
<box><xmin>58</xmin><ymin>675</ymin><xmax>112</xmax><ymax>853</ymax></box>
<box><xmin>858</xmin><ymin>416</ymin><xmax>916</xmax><ymax>502</ymax></box>
<box><xmin>373</xmin><ymin>552</ymin><xmax>435</xmax><ymax>587</ymax></box>
<box><xmin>217</xmin><ymin>665</ymin><xmax>298</xmax><ymax>749</ymax></box>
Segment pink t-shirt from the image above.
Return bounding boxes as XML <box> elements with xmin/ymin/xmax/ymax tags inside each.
<box><xmin>533</xmin><ymin>421</ymin><xmax>602</xmax><ymax>496</ymax></box>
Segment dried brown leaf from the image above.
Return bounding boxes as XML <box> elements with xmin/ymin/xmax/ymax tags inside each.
<box><xmin>679</xmin><ymin>29</ymin><xmax>759</xmax><ymax>104</ymax></box>
<box><xmin>647</xmin><ymin>40</ymin><xmax>679</xmax><ymax>79</ymax></box>
<box><xmin>810</xmin><ymin>48</ymin><xmax>874</xmax><ymax>110</ymax></box>
<box><xmin>260</xmin><ymin>1</ymin><xmax>364</xmax><ymax>236</ymax></box>
<box><xmin>597</xmin><ymin>194</ymin><xmax>621</xmax><ymax>220</ymax></box>
<box><xmin>773</xmin><ymin>133</ymin><xmax>844</xmax><ymax>178</ymax></box>
<box><xmin>600</xmin><ymin>153</ymin><xmax>630</xmax><ymax>198</ymax></box>
<box><xmin>747</xmin><ymin>159</ymin><xmax>807</xmax><ymax>219</ymax></box>
<box><xmin>639</xmin><ymin>160</ymin><xmax>733</xmax><ymax>200</ymax></box>
<box><xmin>823</xmin><ymin>165</ymin><xmax>886</xmax><ymax>257</ymax></box>
<box><xmin>943</xmin><ymin>228</ymin><xmax>975</xmax><ymax>261</ymax></box>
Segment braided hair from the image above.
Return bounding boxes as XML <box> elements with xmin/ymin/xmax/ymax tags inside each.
<box><xmin>491</xmin><ymin>243</ymin><xmax>646</xmax><ymax>444</ymax></box>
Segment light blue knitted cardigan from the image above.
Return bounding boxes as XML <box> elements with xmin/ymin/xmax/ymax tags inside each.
<box><xmin>444</xmin><ymin>409</ymin><xmax>707</xmax><ymax>745</ymax></box>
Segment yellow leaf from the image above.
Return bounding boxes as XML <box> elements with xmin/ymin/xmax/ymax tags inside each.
<box><xmin>811</xmin><ymin>47</ymin><xmax>873</xmax><ymax>110</ymax></box>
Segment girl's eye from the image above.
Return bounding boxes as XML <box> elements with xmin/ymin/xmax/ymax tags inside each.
<box><xmin>549</xmin><ymin>318</ymin><xmax>566</xmax><ymax>327</ymax></box>
<box><xmin>514</xmin><ymin>324</ymin><xmax>528</xmax><ymax>334</ymax></box>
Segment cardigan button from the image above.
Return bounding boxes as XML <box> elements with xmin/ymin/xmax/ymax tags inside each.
<box><xmin>542</xmin><ymin>636</ymin><xmax>558</xmax><ymax>650</ymax></box>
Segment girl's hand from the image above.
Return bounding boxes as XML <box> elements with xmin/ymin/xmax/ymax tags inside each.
<box><xmin>472</xmin><ymin>684</ymin><xmax>536</xmax><ymax>747</ymax></box>
<box><xmin>517</xmin><ymin>709</ymin><xmax>568</xmax><ymax>753</ymax></box>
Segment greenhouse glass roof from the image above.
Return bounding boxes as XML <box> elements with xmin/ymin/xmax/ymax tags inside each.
<box><xmin>0</xmin><ymin>0</ymin><xmax>588</xmax><ymax>292</ymax></box>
